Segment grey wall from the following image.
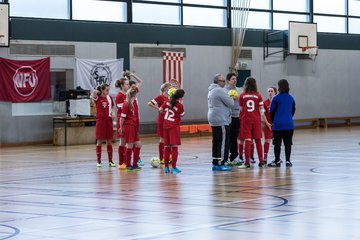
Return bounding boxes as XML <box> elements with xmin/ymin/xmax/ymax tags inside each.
<box><xmin>1</xmin><ymin>17</ymin><xmax>360</xmax><ymax>144</ymax></box>
<box><xmin>131</xmin><ymin>44</ymin><xmax>360</xmax><ymax>123</ymax></box>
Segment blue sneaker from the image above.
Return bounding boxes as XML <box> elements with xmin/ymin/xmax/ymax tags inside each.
<box><xmin>164</xmin><ymin>167</ymin><xmax>170</xmax><ymax>173</ymax></box>
<box><xmin>212</xmin><ymin>165</ymin><xmax>220</xmax><ymax>171</ymax></box>
<box><xmin>218</xmin><ymin>165</ymin><xmax>232</xmax><ymax>171</ymax></box>
<box><xmin>171</xmin><ymin>168</ymin><xmax>181</xmax><ymax>174</ymax></box>
<box><xmin>137</xmin><ymin>159</ymin><xmax>144</xmax><ymax>167</ymax></box>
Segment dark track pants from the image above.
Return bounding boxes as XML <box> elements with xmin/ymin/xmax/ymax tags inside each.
<box><xmin>211</xmin><ymin>125</ymin><xmax>230</xmax><ymax>166</ymax></box>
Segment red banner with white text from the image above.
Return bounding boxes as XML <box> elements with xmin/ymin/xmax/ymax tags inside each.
<box><xmin>0</xmin><ymin>57</ymin><xmax>51</xmax><ymax>102</ymax></box>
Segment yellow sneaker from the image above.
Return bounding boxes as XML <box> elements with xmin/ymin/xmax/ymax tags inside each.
<box><xmin>118</xmin><ymin>163</ymin><xmax>127</xmax><ymax>169</ymax></box>
<box><xmin>160</xmin><ymin>159</ymin><xmax>164</xmax><ymax>165</ymax></box>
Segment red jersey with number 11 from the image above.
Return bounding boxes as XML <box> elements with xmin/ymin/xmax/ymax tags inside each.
<box><xmin>161</xmin><ymin>102</ymin><xmax>185</xmax><ymax>128</ymax></box>
<box><xmin>239</xmin><ymin>92</ymin><xmax>263</xmax><ymax>123</ymax></box>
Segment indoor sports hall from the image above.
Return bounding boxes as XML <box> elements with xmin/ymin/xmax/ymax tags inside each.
<box><xmin>0</xmin><ymin>0</ymin><xmax>360</xmax><ymax>239</ymax></box>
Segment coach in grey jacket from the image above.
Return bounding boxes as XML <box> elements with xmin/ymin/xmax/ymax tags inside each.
<box><xmin>208</xmin><ymin>74</ymin><xmax>234</xmax><ymax>171</ymax></box>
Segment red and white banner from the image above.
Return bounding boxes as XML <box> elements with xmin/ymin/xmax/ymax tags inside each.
<box><xmin>0</xmin><ymin>57</ymin><xmax>51</xmax><ymax>102</ymax></box>
<box><xmin>163</xmin><ymin>51</ymin><xmax>184</xmax><ymax>88</ymax></box>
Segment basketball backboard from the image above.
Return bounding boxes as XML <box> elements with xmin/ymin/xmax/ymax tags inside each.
<box><xmin>288</xmin><ymin>21</ymin><xmax>317</xmax><ymax>55</ymax></box>
<box><xmin>0</xmin><ymin>3</ymin><xmax>9</xmax><ymax>47</ymax></box>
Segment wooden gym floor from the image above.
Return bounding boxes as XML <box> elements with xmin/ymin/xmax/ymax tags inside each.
<box><xmin>0</xmin><ymin>127</ymin><xmax>360</xmax><ymax>240</ymax></box>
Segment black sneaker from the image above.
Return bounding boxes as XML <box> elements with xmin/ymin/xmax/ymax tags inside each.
<box><xmin>268</xmin><ymin>161</ymin><xmax>281</xmax><ymax>168</ymax></box>
<box><xmin>264</xmin><ymin>158</ymin><xmax>268</xmax><ymax>164</ymax></box>
<box><xmin>250</xmin><ymin>155</ymin><xmax>256</xmax><ymax>164</ymax></box>
<box><xmin>258</xmin><ymin>163</ymin><xmax>265</xmax><ymax>168</ymax></box>
<box><xmin>239</xmin><ymin>155</ymin><xmax>244</xmax><ymax>161</ymax></box>
<box><xmin>286</xmin><ymin>161</ymin><xmax>293</xmax><ymax>167</ymax></box>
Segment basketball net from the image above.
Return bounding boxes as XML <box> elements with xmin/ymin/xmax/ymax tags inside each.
<box><xmin>230</xmin><ymin>0</ymin><xmax>250</xmax><ymax>73</ymax></box>
<box><xmin>302</xmin><ymin>46</ymin><xmax>318</xmax><ymax>61</ymax></box>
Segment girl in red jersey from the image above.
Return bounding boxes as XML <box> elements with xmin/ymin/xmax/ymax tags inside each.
<box><xmin>148</xmin><ymin>83</ymin><xmax>172</xmax><ymax>162</ymax></box>
<box><xmin>238</xmin><ymin>77</ymin><xmax>265</xmax><ymax>169</ymax></box>
<box><xmin>263</xmin><ymin>86</ymin><xmax>277</xmax><ymax>164</ymax></box>
<box><xmin>119</xmin><ymin>86</ymin><xmax>142</xmax><ymax>171</ymax></box>
<box><xmin>127</xmin><ymin>72</ymin><xmax>144</xmax><ymax>167</ymax></box>
<box><xmin>93</xmin><ymin>84</ymin><xmax>116</xmax><ymax>168</ymax></box>
<box><xmin>159</xmin><ymin>89</ymin><xmax>185</xmax><ymax>174</ymax></box>
<box><xmin>115</xmin><ymin>77</ymin><xmax>130</xmax><ymax>169</ymax></box>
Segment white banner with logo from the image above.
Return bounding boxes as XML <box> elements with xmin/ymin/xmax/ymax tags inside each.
<box><xmin>76</xmin><ymin>58</ymin><xmax>124</xmax><ymax>97</ymax></box>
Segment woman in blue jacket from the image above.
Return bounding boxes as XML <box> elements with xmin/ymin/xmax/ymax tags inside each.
<box><xmin>268</xmin><ymin>79</ymin><xmax>296</xmax><ymax>167</ymax></box>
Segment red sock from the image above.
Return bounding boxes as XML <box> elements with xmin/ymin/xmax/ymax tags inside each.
<box><xmin>96</xmin><ymin>145</ymin><xmax>102</xmax><ymax>163</ymax></box>
<box><xmin>264</xmin><ymin>142</ymin><xmax>270</xmax><ymax>159</ymax></box>
<box><xmin>171</xmin><ymin>146</ymin><xmax>178</xmax><ymax>169</ymax></box>
<box><xmin>238</xmin><ymin>143</ymin><xmax>243</xmax><ymax>157</ymax></box>
<box><xmin>255</xmin><ymin>139</ymin><xmax>264</xmax><ymax>164</ymax></box>
<box><xmin>159</xmin><ymin>142</ymin><xmax>165</xmax><ymax>160</ymax></box>
<box><xmin>245</xmin><ymin>141</ymin><xmax>251</xmax><ymax>165</ymax></box>
<box><xmin>107</xmin><ymin>145</ymin><xmax>113</xmax><ymax>163</ymax></box>
<box><xmin>251</xmin><ymin>142</ymin><xmax>255</xmax><ymax>157</ymax></box>
<box><xmin>133</xmin><ymin>147</ymin><xmax>140</xmax><ymax>167</ymax></box>
<box><xmin>164</xmin><ymin>146</ymin><xmax>171</xmax><ymax>168</ymax></box>
<box><xmin>126</xmin><ymin>148</ymin><xmax>132</xmax><ymax>167</ymax></box>
<box><xmin>118</xmin><ymin>146</ymin><xmax>125</xmax><ymax>165</ymax></box>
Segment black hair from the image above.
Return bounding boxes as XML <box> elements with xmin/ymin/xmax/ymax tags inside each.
<box><xmin>170</xmin><ymin>89</ymin><xmax>185</xmax><ymax>109</ymax></box>
<box><xmin>278</xmin><ymin>79</ymin><xmax>290</xmax><ymax>93</ymax></box>
<box><xmin>226</xmin><ymin>73</ymin><xmax>237</xmax><ymax>81</ymax></box>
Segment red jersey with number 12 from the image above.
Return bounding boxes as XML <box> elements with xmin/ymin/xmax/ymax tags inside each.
<box><xmin>239</xmin><ymin>92</ymin><xmax>263</xmax><ymax>123</ymax></box>
<box><xmin>161</xmin><ymin>102</ymin><xmax>185</xmax><ymax>128</ymax></box>
<box><xmin>151</xmin><ymin>94</ymin><xmax>168</xmax><ymax>124</ymax></box>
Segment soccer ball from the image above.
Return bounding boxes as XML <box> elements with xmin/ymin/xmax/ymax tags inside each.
<box><xmin>168</xmin><ymin>88</ymin><xmax>177</xmax><ymax>97</ymax></box>
<box><xmin>150</xmin><ymin>157</ymin><xmax>160</xmax><ymax>168</ymax></box>
<box><xmin>228</xmin><ymin>89</ymin><xmax>238</xmax><ymax>100</ymax></box>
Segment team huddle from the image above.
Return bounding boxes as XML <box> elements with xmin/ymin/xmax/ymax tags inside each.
<box><xmin>93</xmin><ymin>71</ymin><xmax>296</xmax><ymax>174</ymax></box>
<box><xmin>93</xmin><ymin>72</ymin><xmax>185</xmax><ymax>174</ymax></box>
<box><xmin>208</xmin><ymin>73</ymin><xmax>296</xmax><ymax>171</ymax></box>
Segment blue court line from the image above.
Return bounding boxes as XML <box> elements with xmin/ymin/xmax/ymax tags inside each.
<box><xmin>0</xmin><ymin>225</ymin><xmax>20</xmax><ymax>240</ymax></box>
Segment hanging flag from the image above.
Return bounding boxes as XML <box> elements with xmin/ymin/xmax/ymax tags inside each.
<box><xmin>76</xmin><ymin>58</ymin><xmax>123</xmax><ymax>97</ymax></box>
<box><xmin>0</xmin><ymin>57</ymin><xmax>51</xmax><ymax>102</ymax></box>
<box><xmin>162</xmin><ymin>51</ymin><xmax>184</xmax><ymax>88</ymax></box>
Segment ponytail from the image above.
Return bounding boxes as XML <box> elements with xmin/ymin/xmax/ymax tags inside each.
<box><xmin>169</xmin><ymin>89</ymin><xmax>185</xmax><ymax>109</ymax></box>
<box><xmin>126</xmin><ymin>86</ymin><xmax>137</xmax><ymax>111</ymax></box>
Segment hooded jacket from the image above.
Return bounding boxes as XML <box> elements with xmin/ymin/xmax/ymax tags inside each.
<box><xmin>207</xmin><ymin>83</ymin><xmax>234</xmax><ymax>126</ymax></box>
<box><xmin>225</xmin><ymin>85</ymin><xmax>242</xmax><ymax>117</ymax></box>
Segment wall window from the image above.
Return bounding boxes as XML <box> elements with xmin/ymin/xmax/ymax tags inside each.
<box><xmin>246</xmin><ymin>11</ymin><xmax>271</xmax><ymax>29</ymax></box>
<box><xmin>183</xmin><ymin>0</ymin><xmax>227</xmax><ymax>7</ymax></box>
<box><xmin>273</xmin><ymin>0</ymin><xmax>309</xmax><ymax>12</ymax></box>
<box><xmin>183</xmin><ymin>7</ymin><xmax>226</xmax><ymax>27</ymax></box>
<box><xmin>10</xmin><ymin>0</ymin><xmax>69</xmax><ymax>19</ymax></box>
<box><xmin>273</xmin><ymin>13</ymin><xmax>309</xmax><ymax>30</ymax></box>
<box><xmin>249</xmin><ymin>0</ymin><xmax>270</xmax><ymax>10</ymax></box>
<box><xmin>138</xmin><ymin>0</ymin><xmax>180</xmax><ymax>3</ymax></box>
<box><xmin>349</xmin><ymin>18</ymin><xmax>360</xmax><ymax>34</ymax></box>
<box><xmin>314</xmin><ymin>0</ymin><xmax>346</xmax><ymax>15</ymax></box>
<box><xmin>72</xmin><ymin>0</ymin><xmax>127</xmax><ymax>22</ymax></box>
<box><xmin>349</xmin><ymin>0</ymin><xmax>360</xmax><ymax>16</ymax></box>
<box><xmin>314</xmin><ymin>15</ymin><xmax>346</xmax><ymax>33</ymax></box>
<box><xmin>133</xmin><ymin>3</ymin><xmax>180</xmax><ymax>25</ymax></box>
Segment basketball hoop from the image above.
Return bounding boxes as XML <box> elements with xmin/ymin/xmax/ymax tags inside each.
<box><xmin>302</xmin><ymin>46</ymin><xmax>318</xmax><ymax>61</ymax></box>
